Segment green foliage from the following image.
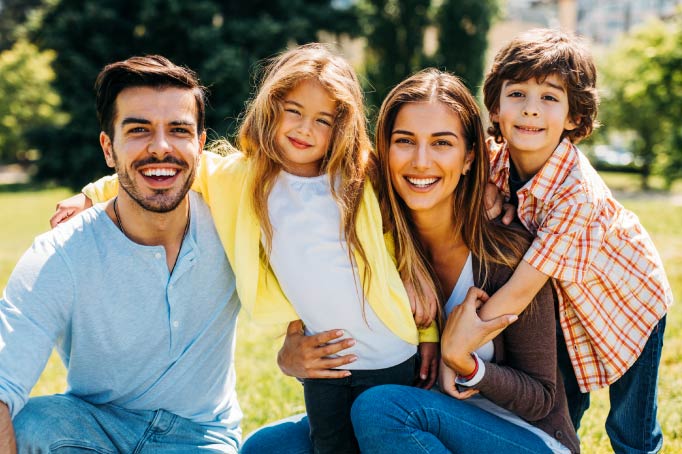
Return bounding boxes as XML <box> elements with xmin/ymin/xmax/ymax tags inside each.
<box><xmin>431</xmin><ymin>0</ymin><xmax>498</xmax><ymax>89</ymax></box>
<box><xmin>0</xmin><ymin>0</ymin><xmax>45</xmax><ymax>50</ymax></box>
<box><xmin>600</xmin><ymin>12</ymin><xmax>682</xmax><ymax>189</ymax></box>
<box><xmin>28</xmin><ymin>0</ymin><xmax>357</xmax><ymax>189</ymax></box>
<box><xmin>358</xmin><ymin>0</ymin><xmax>498</xmax><ymax>111</ymax></box>
<box><xmin>0</xmin><ymin>39</ymin><xmax>67</xmax><ymax>163</ymax></box>
<box><xmin>357</xmin><ymin>0</ymin><xmax>431</xmax><ymax>107</ymax></box>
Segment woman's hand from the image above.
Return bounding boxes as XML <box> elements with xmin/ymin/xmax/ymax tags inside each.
<box><xmin>277</xmin><ymin>320</ymin><xmax>357</xmax><ymax>379</ymax></box>
<box><xmin>50</xmin><ymin>193</ymin><xmax>92</xmax><ymax>228</ymax></box>
<box><xmin>440</xmin><ymin>287</ymin><xmax>517</xmax><ymax>375</ymax></box>
<box><xmin>415</xmin><ymin>342</ymin><xmax>439</xmax><ymax>389</ymax></box>
<box><xmin>438</xmin><ymin>359</ymin><xmax>478</xmax><ymax>400</ymax></box>
<box><xmin>484</xmin><ymin>183</ymin><xmax>515</xmax><ymax>224</ymax></box>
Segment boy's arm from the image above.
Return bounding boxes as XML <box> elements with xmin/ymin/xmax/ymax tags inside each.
<box><xmin>474</xmin><ymin>261</ymin><xmax>550</xmax><ymax>347</ymax></box>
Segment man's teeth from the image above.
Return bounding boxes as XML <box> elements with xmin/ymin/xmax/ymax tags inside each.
<box><xmin>406</xmin><ymin>177</ymin><xmax>438</xmax><ymax>188</ymax></box>
<box><xmin>142</xmin><ymin>168</ymin><xmax>177</xmax><ymax>177</ymax></box>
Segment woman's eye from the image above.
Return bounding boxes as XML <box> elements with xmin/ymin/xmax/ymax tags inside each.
<box><xmin>285</xmin><ymin>108</ymin><xmax>300</xmax><ymax>116</ymax></box>
<box><xmin>543</xmin><ymin>95</ymin><xmax>559</xmax><ymax>102</ymax></box>
<box><xmin>394</xmin><ymin>137</ymin><xmax>412</xmax><ymax>145</ymax></box>
<box><xmin>316</xmin><ymin>118</ymin><xmax>331</xmax><ymax>127</ymax></box>
<box><xmin>434</xmin><ymin>140</ymin><xmax>451</xmax><ymax>147</ymax></box>
<box><xmin>508</xmin><ymin>91</ymin><xmax>524</xmax><ymax>98</ymax></box>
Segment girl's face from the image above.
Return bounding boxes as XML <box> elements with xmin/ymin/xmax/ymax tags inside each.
<box><xmin>388</xmin><ymin>101</ymin><xmax>473</xmax><ymax>219</ymax></box>
<box><xmin>276</xmin><ymin>79</ymin><xmax>336</xmax><ymax>177</ymax></box>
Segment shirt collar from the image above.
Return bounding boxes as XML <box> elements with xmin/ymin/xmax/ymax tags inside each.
<box><xmin>526</xmin><ymin>137</ymin><xmax>579</xmax><ymax>202</ymax></box>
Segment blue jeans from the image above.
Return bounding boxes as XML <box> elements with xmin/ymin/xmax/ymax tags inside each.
<box><xmin>557</xmin><ymin>316</ymin><xmax>666</xmax><ymax>454</ymax></box>
<box><xmin>350</xmin><ymin>385</ymin><xmax>556</xmax><ymax>454</ymax></box>
<box><xmin>13</xmin><ymin>394</ymin><xmax>239</xmax><ymax>453</ymax></box>
<box><xmin>241</xmin><ymin>413</ymin><xmax>312</xmax><ymax>454</ymax></box>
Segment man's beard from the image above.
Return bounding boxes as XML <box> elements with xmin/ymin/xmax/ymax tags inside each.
<box><xmin>114</xmin><ymin>153</ymin><xmax>196</xmax><ymax>213</ymax></box>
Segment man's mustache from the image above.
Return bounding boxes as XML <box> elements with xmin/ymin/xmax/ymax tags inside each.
<box><xmin>132</xmin><ymin>156</ymin><xmax>188</xmax><ymax>170</ymax></box>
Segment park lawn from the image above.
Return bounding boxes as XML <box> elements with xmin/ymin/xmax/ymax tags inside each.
<box><xmin>1</xmin><ymin>174</ymin><xmax>680</xmax><ymax>452</ymax></box>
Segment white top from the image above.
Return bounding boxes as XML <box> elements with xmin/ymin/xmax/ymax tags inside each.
<box><xmin>266</xmin><ymin>171</ymin><xmax>415</xmax><ymax>370</ymax></box>
<box><xmin>444</xmin><ymin>253</ymin><xmax>569</xmax><ymax>454</ymax></box>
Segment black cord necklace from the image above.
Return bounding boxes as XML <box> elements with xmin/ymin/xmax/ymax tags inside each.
<box><xmin>113</xmin><ymin>196</ymin><xmax>191</xmax><ymax>273</ymax></box>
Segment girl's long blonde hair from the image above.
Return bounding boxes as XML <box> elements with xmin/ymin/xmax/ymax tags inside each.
<box><xmin>238</xmin><ymin>43</ymin><xmax>375</xmax><ymax>296</ymax></box>
<box><xmin>376</xmin><ymin>69</ymin><xmax>530</xmax><ymax>303</ymax></box>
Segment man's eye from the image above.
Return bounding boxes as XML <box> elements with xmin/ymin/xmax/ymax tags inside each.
<box><xmin>508</xmin><ymin>91</ymin><xmax>524</xmax><ymax>97</ymax></box>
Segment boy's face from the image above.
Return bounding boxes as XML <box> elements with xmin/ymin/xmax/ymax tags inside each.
<box><xmin>492</xmin><ymin>74</ymin><xmax>576</xmax><ymax>171</ymax></box>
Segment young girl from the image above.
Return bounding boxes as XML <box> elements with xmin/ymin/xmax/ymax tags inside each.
<box><xmin>61</xmin><ymin>44</ymin><xmax>438</xmax><ymax>454</ymax></box>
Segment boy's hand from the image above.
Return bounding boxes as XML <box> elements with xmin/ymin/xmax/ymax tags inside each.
<box><xmin>277</xmin><ymin>320</ymin><xmax>357</xmax><ymax>379</ymax></box>
<box><xmin>414</xmin><ymin>342</ymin><xmax>439</xmax><ymax>389</ymax></box>
<box><xmin>484</xmin><ymin>183</ymin><xmax>515</xmax><ymax>225</ymax></box>
<box><xmin>50</xmin><ymin>193</ymin><xmax>92</xmax><ymax>228</ymax></box>
<box><xmin>404</xmin><ymin>273</ymin><xmax>438</xmax><ymax>329</ymax></box>
<box><xmin>438</xmin><ymin>359</ymin><xmax>478</xmax><ymax>400</ymax></box>
<box><xmin>440</xmin><ymin>287</ymin><xmax>517</xmax><ymax>374</ymax></box>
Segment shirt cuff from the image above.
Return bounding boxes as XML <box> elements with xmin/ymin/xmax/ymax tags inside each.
<box><xmin>455</xmin><ymin>352</ymin><xmax>486</xmax><ymax>387</ymax></box>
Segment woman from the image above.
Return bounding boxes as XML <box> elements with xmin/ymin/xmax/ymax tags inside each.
<box><xmin>350</xmin><ymin>69</ymin><xmax>579</xmax><ymax>454</ymax></box>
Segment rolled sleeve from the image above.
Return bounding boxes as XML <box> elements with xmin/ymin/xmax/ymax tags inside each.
<box><xmin>0</xmin><ymin>239</ymin><xmax>73</xmax><ymax>417</ymax></box>
<box><xmin>524</xmin><ymin>201</ymin><xmax>604</xmax><ymax>283</ymax></box>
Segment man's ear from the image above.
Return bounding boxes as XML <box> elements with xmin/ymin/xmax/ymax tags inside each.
<box><xmin>198</xmin><ymin>130</ymin><xmax>206</xmax><ymax>156</ymax></box>
<box><xmin>100</xmin><ymin>132</ymin><xmax>115</xmax><ymax>168</ymax></box>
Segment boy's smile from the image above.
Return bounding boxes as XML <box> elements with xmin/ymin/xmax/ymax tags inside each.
<box><xmin>492</xmin><ymin>74</ymin><xmax>576</xmax><ymax>178</ymax></box>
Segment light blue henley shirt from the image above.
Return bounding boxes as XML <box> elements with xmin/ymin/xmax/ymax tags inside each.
<box><xmin>0</xmin><ymin>191</ymin><xmax>241</xmax><ymax>439</ymax></box>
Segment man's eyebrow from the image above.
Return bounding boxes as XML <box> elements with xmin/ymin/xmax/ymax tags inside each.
<box><xmin>121</xmin><ymin>117</ymin><xmax>151</xmax><ymax>126</ymax></box>
<box><xmin>170</xmin><ymin>120</ymin><xmax>196</xmax><ymax>127</ymax></box>
<box><xmin>284</xmin><ymin>99</ymin><xmax>334</xmax><ymax>118</ymax></box>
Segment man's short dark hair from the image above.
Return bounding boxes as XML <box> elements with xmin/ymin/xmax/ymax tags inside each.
<box><xmin>95</xmin><ymin>55</ymin><xmax>207</xmax><ymax>138</ymax></box>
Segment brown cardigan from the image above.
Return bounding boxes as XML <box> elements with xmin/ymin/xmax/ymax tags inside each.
<box><xmin>469</xmin><ymin>254</ymin><xmax>580</xmax><ymax>454</ymax></box>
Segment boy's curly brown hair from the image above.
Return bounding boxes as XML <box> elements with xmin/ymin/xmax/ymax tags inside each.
<box><xmin>483</xmin><ymin>28</ymin><xmax>599</xmax><ymax>144</ymax></box>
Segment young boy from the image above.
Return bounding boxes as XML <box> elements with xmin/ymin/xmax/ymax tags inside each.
<box><xmin>477</xmin><ymin>28</ymin><xmax>673</xmax><ymax>454</ymax></box>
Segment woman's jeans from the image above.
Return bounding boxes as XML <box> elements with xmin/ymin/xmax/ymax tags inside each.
<box><xmin>13</xmin><ymin>394</ymin><xmax>239</xmax><ymax>453</ymax></box>
<box><xmin>557</xmin><ymin>316</ymin><xmax>666</xmax><ymax>454</ymax></box>
<box><xmin>350</xmin><ymin>385</ymin><xmax>555</xmax><ymax>454</ymax></box>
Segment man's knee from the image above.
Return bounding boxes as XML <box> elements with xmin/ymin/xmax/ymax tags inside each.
<box><xmin>14</xmin><ymin>395</ymin><xmax>112</xmax><ymax>453</ymax></box>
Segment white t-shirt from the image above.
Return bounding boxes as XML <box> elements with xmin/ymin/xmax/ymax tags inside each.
<box><xmin>266</xmin><ymin>171</ymin><xmax>415</xmax><ymax>370</ymax></box>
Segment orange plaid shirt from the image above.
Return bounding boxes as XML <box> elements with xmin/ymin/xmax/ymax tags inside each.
<box><xmin>489</xmin><ymin>138</ymin><xmax>673</xmax><ymax>392</ymax></box>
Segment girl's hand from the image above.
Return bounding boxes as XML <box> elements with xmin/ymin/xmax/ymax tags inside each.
<box><xmin>438</xmin><ymin>359</ymin><xmax>478</xmax><ymax>400</ymax></box>
<box><xmin>440</xmin><ymin>287</ymin><xmax>517</xmax><ymax>374</ymax></box>
<box><xmin>415</xmin><ymin>342</ymin><xmax>439</xmax><ymax>389</ymax></box>
<box><xmin>50</xmin><ymin>193</ymin><xmax>92</xmax><ymax>228</ymax></box>
<box><xmin>404</xmin><ymin>272</ymin><xmax>438</xmax><ymax>329</ymax></box>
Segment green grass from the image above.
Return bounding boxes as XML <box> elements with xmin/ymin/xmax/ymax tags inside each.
<box><xmin>1</xmin><ymin>172</ymin><xmax>681</xmax><ymax>452</ymax></box>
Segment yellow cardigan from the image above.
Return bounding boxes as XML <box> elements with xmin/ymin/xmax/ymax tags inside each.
<box><xmin>83</xmin><ymin>151</ymin><xmax>438</xmax><ymax>344</ymax></box>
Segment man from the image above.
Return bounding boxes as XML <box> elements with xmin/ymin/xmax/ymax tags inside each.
<box><xmin>0</xmin><ymin>55</ymin><xmax>241</xmax><ymax>453</ymax></box>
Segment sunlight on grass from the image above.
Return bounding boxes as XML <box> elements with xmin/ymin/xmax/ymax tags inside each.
<box><xmin>1</xmin><ymin>172</ymin><xmax>680</xmax><ymax>452</ymax></box>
